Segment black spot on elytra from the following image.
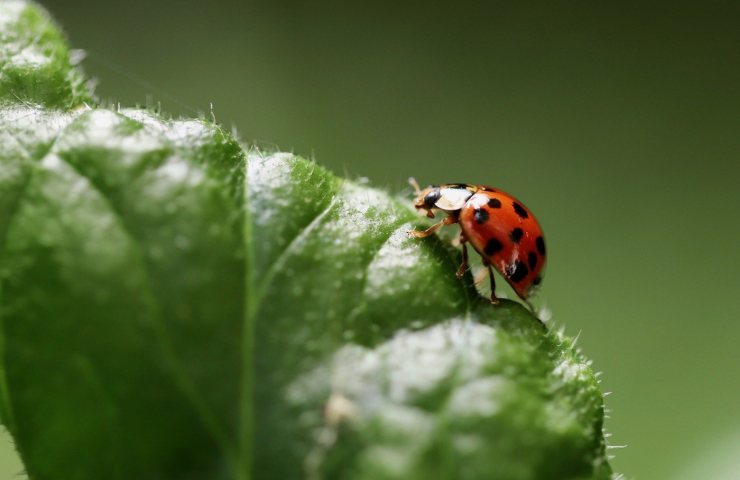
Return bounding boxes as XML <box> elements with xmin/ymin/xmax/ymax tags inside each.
<box><xmin>536</xmin><ymin>236</ymin><xmax>546</xmax><ymax>256</ymax></box>
<box><xmin>474</xmin><ymin>208</ymin><xmax>489</xmax><ymax>224</ymax></box>
<box><xmin>509</xmin><ymin>227</ymin><xmax>523</xmax><ymax>243</ymax></box>
<box><xmin>512</xmin><ymin>202</ymin><xmax>528</xmax><ymax>219</ymax></box>
<box><xmin>528</xmin><ymin>251</ymin><xmax>538</xmax><ymax>270</ymax></box>
<box><xmin>487</xmin><ymin>198</ymin><xmax>501</xmax><ymax>208</ymax></box>
<box><xmin>506</xmin><ymin>260</ymin><xmax>529</xmax><ymax>282</ymax></box>
<box><xmin>484</xmin><ymin>238</ymin><xmax>503</xmax><ymax>256</ymax></box>
<box><xmin>533</xmin><ymin>276</ymin><xmax>542</xmax><ymax>285</ymax></box>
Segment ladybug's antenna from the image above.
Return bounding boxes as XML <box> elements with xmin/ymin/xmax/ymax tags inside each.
<box><xmin>408</xmin><ymin>177</ymin><xmax>422</xmax><ymax>196</ymax></box>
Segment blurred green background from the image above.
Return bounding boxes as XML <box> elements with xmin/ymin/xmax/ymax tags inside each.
<box><xmin>2</xmin><ymin>0</ymin><xmax>739</xmax><ymax>478</ymax></box>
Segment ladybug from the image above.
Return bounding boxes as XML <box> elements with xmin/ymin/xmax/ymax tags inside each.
<box><xmin>408</xmin><ymin>179</ymin><xmax>546</xmax><ymax>306</ymax></box>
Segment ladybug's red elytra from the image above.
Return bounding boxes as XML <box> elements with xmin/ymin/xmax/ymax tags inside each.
<box><xmin>408</xmin><ymin>179</ymin><xmax>546</xmax><ymax>306</ymax></box>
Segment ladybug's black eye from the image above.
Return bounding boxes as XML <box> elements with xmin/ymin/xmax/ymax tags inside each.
<box><xmin>423</xmin><ymin>189</ymin><xmax>441</xmax><ymax>208</ymax></box>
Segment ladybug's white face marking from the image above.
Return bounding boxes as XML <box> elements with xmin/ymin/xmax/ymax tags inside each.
<box><xmin>435</xmin><ymin>187</ymin><xmax>474</xmax><ymax>211</ymax></box>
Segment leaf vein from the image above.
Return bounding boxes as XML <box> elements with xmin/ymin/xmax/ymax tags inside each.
<box><xmin>47</xmin><ymin>141</ymin><xmax>235</xmax><ymax>461</ymax></box>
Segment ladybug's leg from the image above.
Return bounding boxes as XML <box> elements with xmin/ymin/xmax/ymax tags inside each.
<box><xmin>408</xmin><ymin>215</ymin><xmax>457</xmax><ymax>238</ymax></box>
<box><xmin>524</xmin><ymin>299</ymin><xmax>536</xmax><ymax>313</ymax></box>
<box><xmin>455</xmin><ymin>234</ymin><xmax>469</xmax><ymax>279</ymax></box>
<box><xmin>486</xmin><ymin>263</ymin><xmax>500</xmax><ymax>305</ymax></box>
<box><xmin>525</xmin><ymin>301</ymin><xmax>546</xmax><ymax>327</ymax></box>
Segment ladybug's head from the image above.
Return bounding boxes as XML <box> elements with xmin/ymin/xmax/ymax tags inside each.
<box><xmin>416</xmin><ymin>186</ymin><xmax>443</xmax><ymax>218</ymax></box>
<box><xmin>410</xmin><ymin>179</ymin><xmax>475</xmax><ymax>218</ymax></box>
<box><xmin>409</xmin><ymin>178</ymin><xmax>441</xmax><ymax>218</ymax></box>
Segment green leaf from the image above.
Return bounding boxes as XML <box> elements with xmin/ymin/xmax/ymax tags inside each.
<box><xmin>0</xmin><ymin>0</ymin><xmax>91</xmax><ymax>109</ymax></box>
<box><xmin>0</xmin><ymin>2</ymin><xmax>614</xmax><ymax>479</ymax></box>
